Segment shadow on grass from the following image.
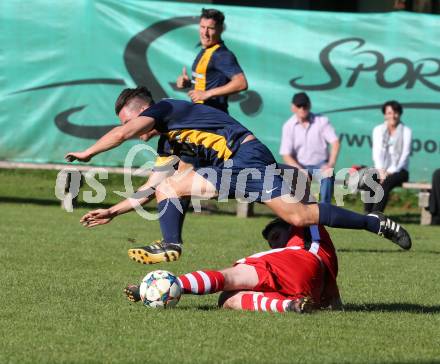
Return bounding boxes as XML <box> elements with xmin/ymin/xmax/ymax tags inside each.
<box><xmin>177</xmin><ymin>305</ymin><xmax>218</xmax><ymax>311</ymax></box>
<box><xmin>338</xmin><ymin>248</ymin><xmax>440</xmax><ymax>255</ymax></box>
<box><xmin>338</xmin><ymin>248</ymin><xmax>406</xmax><ymax>254</ymax></box>
<box><xmin>344</xmin><ymin>303</ymin><xmax>440</xmax><ymax>314</ymax></box>
<box><xmin>178</xmin><ymin>303</ymin><xmax>440</xmax><ymax>314</ymax></box>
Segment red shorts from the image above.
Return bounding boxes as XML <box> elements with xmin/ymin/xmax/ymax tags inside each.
<box><xmin>235</xmin><ymin>247</ymin><xmax>324</xmax><ymax>303</ymax></box>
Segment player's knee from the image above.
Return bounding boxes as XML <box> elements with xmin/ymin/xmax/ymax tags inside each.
<box><xmin>156</xmin><ymin>179</ymin><xmax>184</xmax><ymax>199</ymax></box>
<box><xmin>218</xmin><ymin>291</ymin><xmax>231</xmax><ymax>308</ymax></box>
<box><xmin>221</xmin><ymin>265</ymin><xmax>254</xmax><ymax>291</ymax></box>
<box><xmin>221</xmin><ymin>271</ymin><xmax>240</xmax><ymax>291</ymax></box>
<box><xmin>222</xmin><ymin>295</ymin><xmax>242</xmax><ymax>310</ymax></box>
<box><xmin>219</xmin><ymin>291</ymin><xmax>242</xmax><ymax>310</ymax></box>
<box><xmin>171</xmin><ymin>179</ymin><xmax>194</xmax><ymax>197</ymax></box>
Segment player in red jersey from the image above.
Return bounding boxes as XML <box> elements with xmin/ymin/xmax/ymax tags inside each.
<box><xmin>218</xmin><ymin>219</ymin><xmax>341</xmax><ymax>312</ymax></box>
<box><xmin>125</xmin><ymin>219</ymin><xmax>342</xmax><ymax>313</ymax></box>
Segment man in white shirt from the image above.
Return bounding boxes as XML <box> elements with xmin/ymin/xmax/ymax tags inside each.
<box><xmin>280</xmin><ymin>92</ymin><xmax>340</xmax><ymax>204</ymax></box>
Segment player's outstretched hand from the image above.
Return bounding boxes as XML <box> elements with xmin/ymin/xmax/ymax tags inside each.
<box><xmin>64</xmin><ymin>151</ymin><xmax>91</xmax><ymax>163</ymax></box>
<box><xmin>80</xmin><ymin>209</ymin><xmax>113</xmax><ymax>228</ymax></box>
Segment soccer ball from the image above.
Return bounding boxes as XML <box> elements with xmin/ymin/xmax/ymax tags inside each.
<box><xmin>139</xmin><ymin>270</ymin><xmax>182</xmax><ymax>309</ymax></box>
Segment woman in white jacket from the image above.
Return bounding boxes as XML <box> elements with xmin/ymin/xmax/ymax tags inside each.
<box><xmin>364</xmin><ymin>100</ymin><xmax>412</xmax><ymax>213</ymax></box>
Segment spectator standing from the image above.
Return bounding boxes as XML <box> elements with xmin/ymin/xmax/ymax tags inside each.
<box><xmin>176</xmin><ymin>8</ymin><xmax>248</xmax><ymax>113</ymax></box>
<box><xmin>279</xmin><ymin>92</ymin><xmax>340</xmax><ymax>204</ymax></box>
<box><xmin>364</xmin><ymin>100</ymin><xmax>412</xmax><ymax>213</ymax></box>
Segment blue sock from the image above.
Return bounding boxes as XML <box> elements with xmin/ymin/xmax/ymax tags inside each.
<box><xmin>158</xmin><ymin>198</ymin><xmax>188</xmax><ymax>244</ymax></box>
<box><xmin>318</xmin><ymin>203</ymin><xmax>380</xmax><ymax>233</ymax></box>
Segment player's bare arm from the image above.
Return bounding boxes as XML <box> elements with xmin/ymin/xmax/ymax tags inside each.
<box><xmin>64</xmin><ymin>115</ymin><xmax>156</xmax><ymax>162</ymax></box>
<box><xmin>79</xmin><ymin>190</ymin><xmax>156</xmax><ymax>228</ymax></box>
<box><xmin>188</xmin><ymin>73</ymin><xmax>247</xmax><ymax>102</ymax></box>
<box><xmin>80</xmin><ymin>167</ymin><xmax>176</xmax><ymax>228</ymax></box>
<box><xmin>80</xmin><ymin>189</ymin><xmax>154</xmax><ymax>228</ymax></box>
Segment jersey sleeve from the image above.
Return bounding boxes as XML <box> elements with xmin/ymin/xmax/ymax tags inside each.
<box><xmin>214</xmin><ymin>50</ymin><xmax>243</xmax><ymax>79</ymax></box>
<box><xmin>139</xmin><ymin>100</ymin><xmax>173</xmax><ymax>129</ymax></box>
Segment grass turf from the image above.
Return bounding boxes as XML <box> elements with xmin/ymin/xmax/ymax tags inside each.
<box><xmin>0</xmin><ymin>169</ymin><xmax>439</xmax><ymax>363</ymax></box>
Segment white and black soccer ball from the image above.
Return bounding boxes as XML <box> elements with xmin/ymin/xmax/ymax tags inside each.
<box><xmin>139</xmin><ymin>270</ymin><xmax>182</xmax><ymax>309</ymax></box>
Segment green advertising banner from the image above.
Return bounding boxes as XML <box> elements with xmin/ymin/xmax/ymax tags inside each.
<box><xmin>1</xmin><ymin>1</ymin><xmax>439</xmax><ymax>180</ymax></box>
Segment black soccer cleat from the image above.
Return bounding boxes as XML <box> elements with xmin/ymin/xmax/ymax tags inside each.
<box><xmin>368</xmin><ymin>212</ymin><xmax>412</xmax><ymax>250</ymax></box>
<box><xmin>287</xmin><ymin>297</ymin><xmax>314</xmax><ymax>314</ymax></box>
<box><xmin>128</xmin><ymin>241</ymin><xmax>182</xmax><ymax>264</ymax></box>
<box><xmin>124</xmin><ymin>284</ymin><xmax>141</xmax><ymax>303</ymax></box>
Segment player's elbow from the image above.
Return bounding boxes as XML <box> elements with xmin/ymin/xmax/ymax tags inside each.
<box><xmin>238</xmin><ymin>77</ymin><xmax>248</xmax><ymax>91</ymax></box>
<box><xmin>233</xmin><ymin>74</ymin><xmax>248</xmax><ymax>92</ymax></box>
<box><xmin>285</xmin><ymin>213</ymin><xmax>308</xmax><ymax>228</ymax></box>
<box><xmin>241</xmin><ymin>79</ymin><xmax>248</xmax><ymax>91</ymax></box>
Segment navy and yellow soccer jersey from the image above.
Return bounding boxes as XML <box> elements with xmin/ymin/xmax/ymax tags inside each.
<box><xmin>140</xmin><ymin>99</ymin><xmax>252</xmax><ymax>167</ymax></box>
<box><xmin>154</xmin><ymin>134</ymin><xmax>198</xmax><ymax>168</ymax></box>
<box><xmin>152</xmin><ymin>136</ymin><xmax>180</xmax><ymax>172</ymax></box>
<box><xmin>191</xmin><ymin>42</ymin><xmax>243</xmax><ymax>112</ymax></box>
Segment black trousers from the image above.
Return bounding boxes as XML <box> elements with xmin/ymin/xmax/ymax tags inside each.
<box><xmin>364</xmin><ymin>169</ymin><xmax>409</xmax><ymax>213</ymax></box>
<box><xmin>429</xmin><ymin>169</ymin><xmax>440</xmax><ymax>225</ymax></box>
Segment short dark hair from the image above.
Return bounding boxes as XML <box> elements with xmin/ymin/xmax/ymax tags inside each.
<box><xmin>114</xmin><ymin>87</ymin><xmax>154</xmax><ymax>115</ymax></box>
<box><xmin>262</xmin><ymin>218</ymin><xmax>290</xmax><ymax>241</ymax></box>
<box><xmin>200</xmin><ymin>8</ymin><xmax>225</xmax><ymax>27</ymax></box>
<box><xmin>381</xmin><ymin>100</ymin><xmax>403</xmax><ymax>115</ymax></box>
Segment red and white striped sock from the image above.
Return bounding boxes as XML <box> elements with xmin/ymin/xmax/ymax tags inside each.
<box><xmin>240</xmin><ymin>293</ymin><xmax>293</xmax><ymax>313</ymax></box>
<box><xmin>177</xmin><ymin>270</ymin><xmax>225</xmax><ymax>294</ymax></box>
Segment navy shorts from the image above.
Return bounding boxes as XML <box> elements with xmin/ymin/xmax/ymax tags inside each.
<box><xmin>195</xmin><ymin>140</ymin><xmax>304</xmax><ymax>202</ymax></box>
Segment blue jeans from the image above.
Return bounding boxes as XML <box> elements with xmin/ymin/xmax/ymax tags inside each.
<box><xmin>304</xmin><ymin>162</ymin><xmax>334</xmax><ymax>204</ymax></box>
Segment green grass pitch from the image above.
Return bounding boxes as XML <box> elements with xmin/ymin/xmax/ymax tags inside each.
<box><xmin>0</xmin><ymin>169</ymin><xmax>439</xmax><ymax>363</ymax></box>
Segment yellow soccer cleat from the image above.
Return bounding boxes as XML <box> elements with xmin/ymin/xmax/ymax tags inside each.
<box><xmin>124</xmin><ymin>284</ymin><xmax>141</xmax><ymax>303</ymax></box>
<box><xmin>128</xmin><ymin>241</ymin><xmax>182</xmax><ymax>264</ymax></box>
